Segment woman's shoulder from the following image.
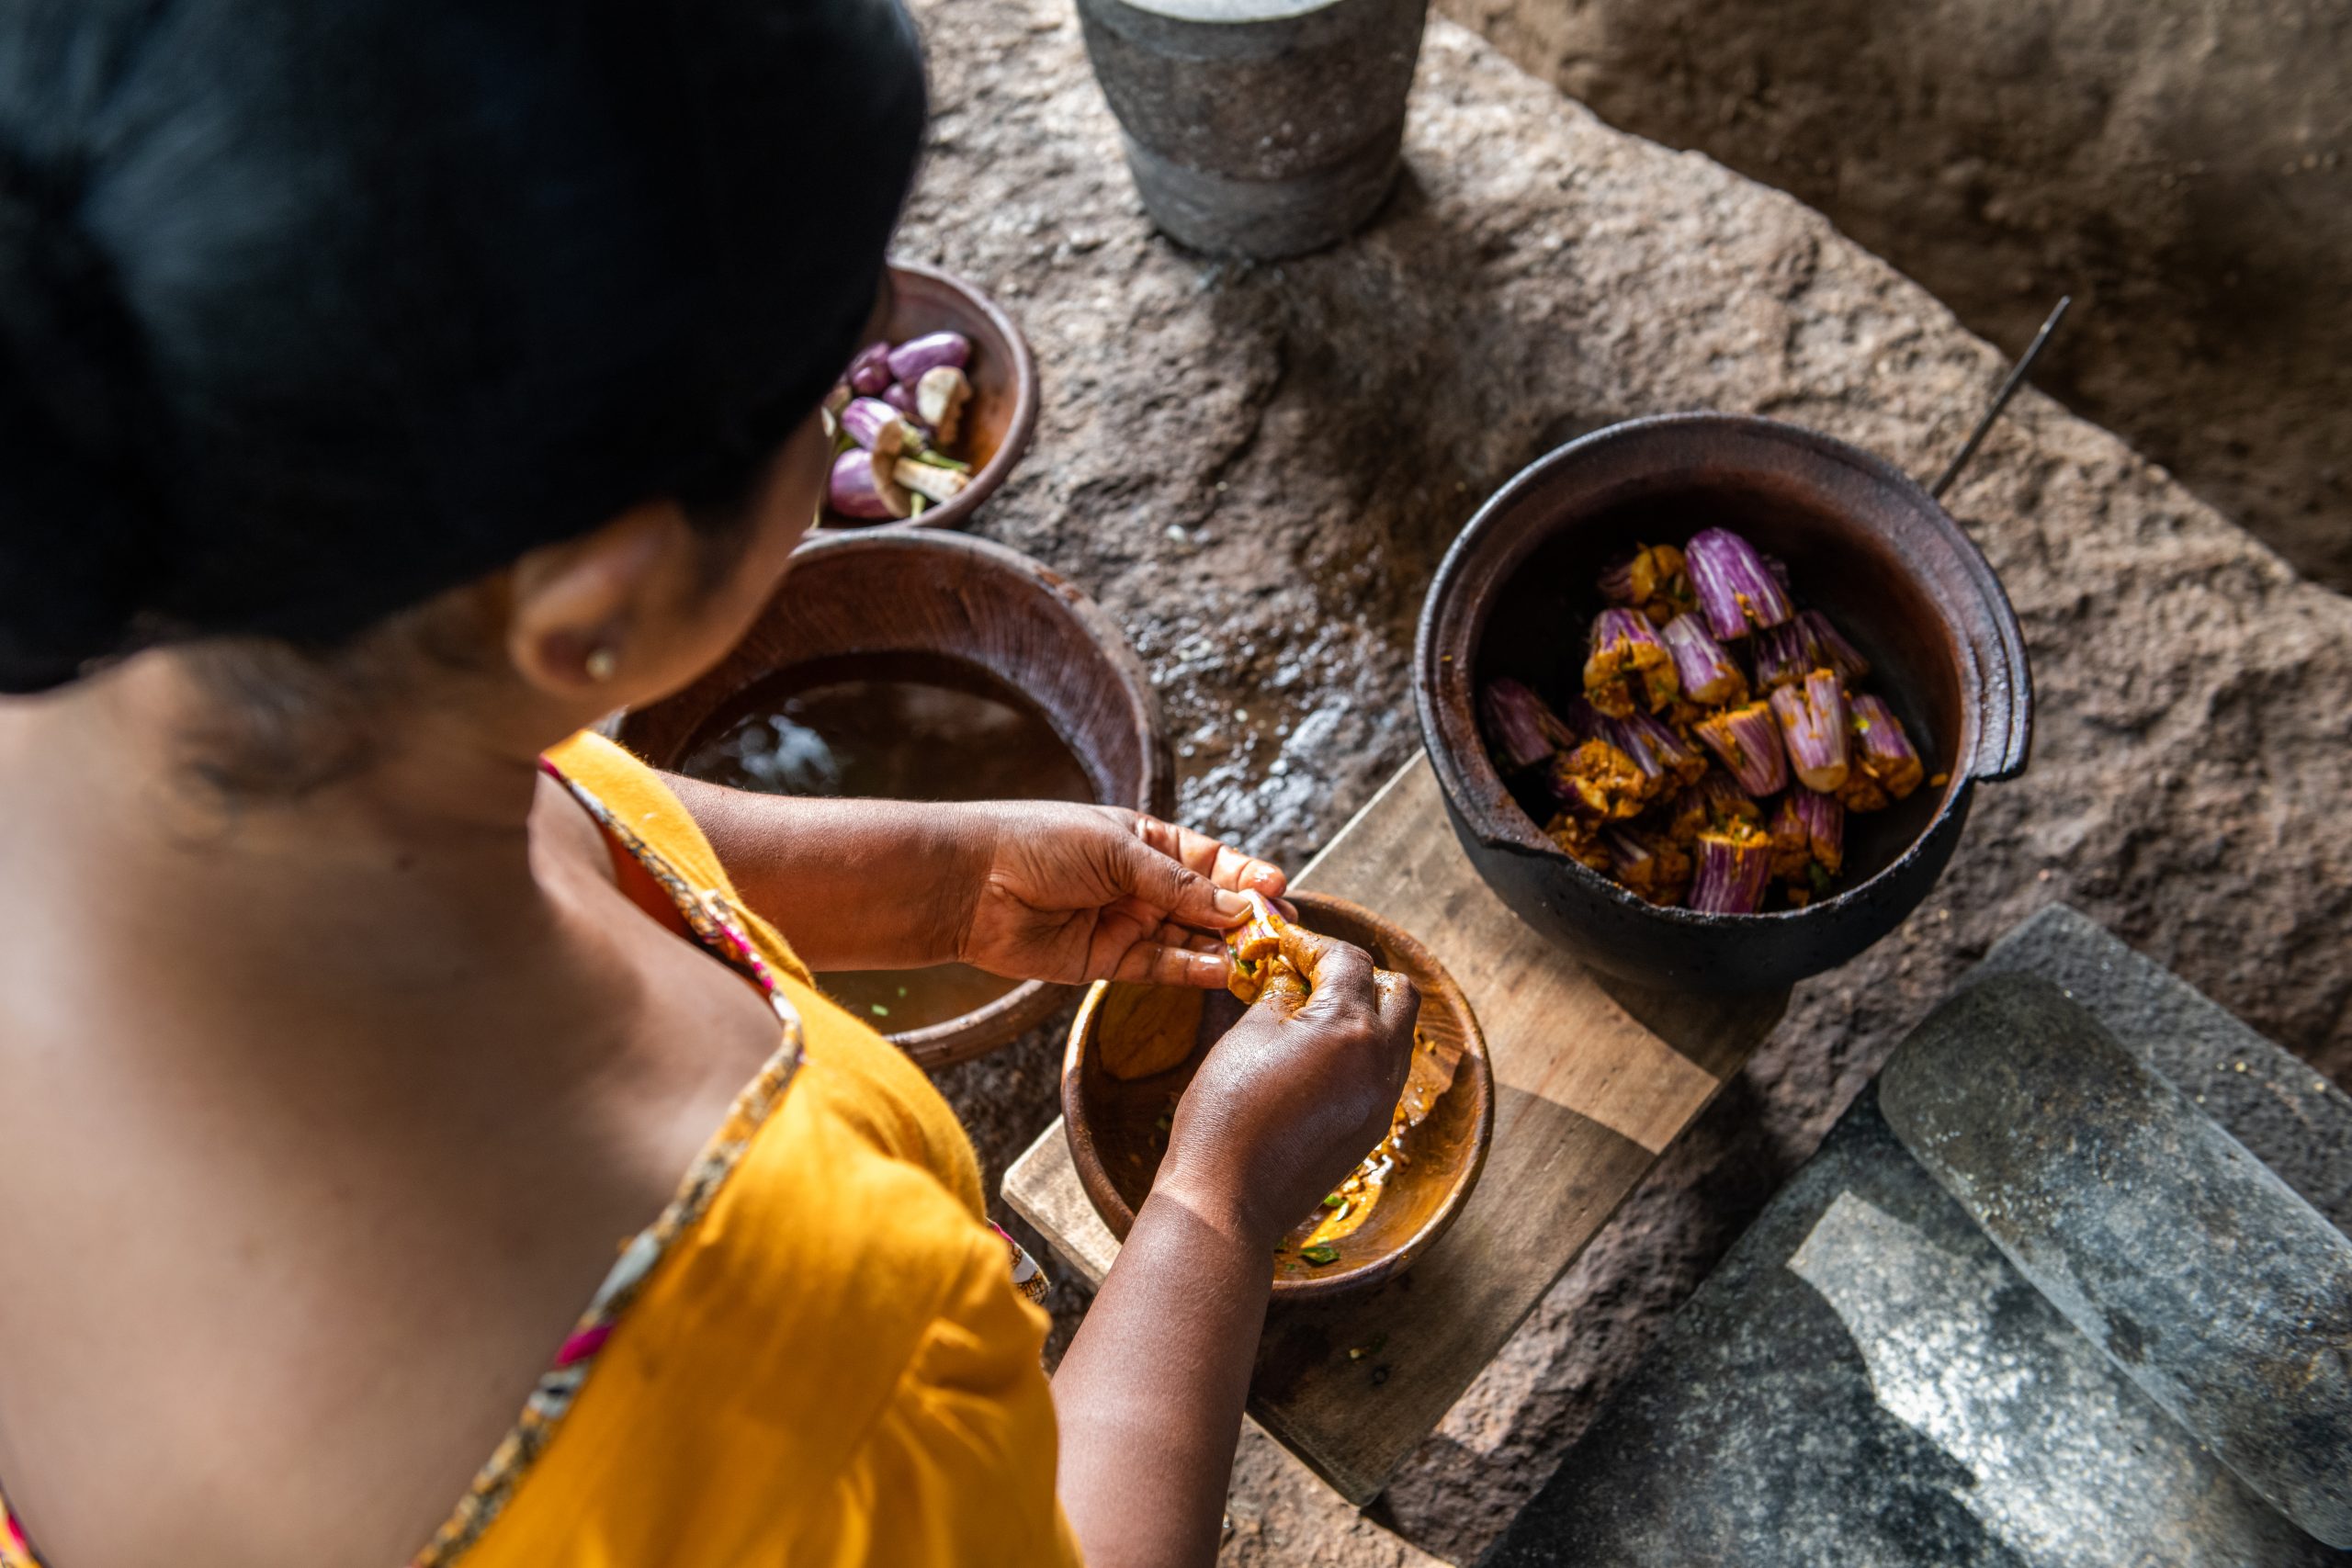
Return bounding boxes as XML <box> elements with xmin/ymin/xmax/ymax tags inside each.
<box><xmin>542</xmin><ymin>728</ymin><xmax>986</xmax><ymax>1209</ymax></box>
<box><xmin>542</xmin><ymin>730</ymin><xmax>744</xmax><ymax>913</ymax></box>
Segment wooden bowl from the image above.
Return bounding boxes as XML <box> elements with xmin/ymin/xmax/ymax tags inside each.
<box><xmin>1416</xmin><ymin>412</ymin><xmax>2032</xmax><ymax>993</ymax></box>
<box><xmin>1061</xmin><ymin>892</ymin><xmax>1495</xmax><ymax>1301</ymax></box>
<box><xmin>813</xmin><ymin>259</ymin><xmax>1039</xmax><ymax>536</ymax></box>
<box><xmin>619</xmin><ymin>531</ymin><xmax>1173</xmax><ymax>1066</ymax></box>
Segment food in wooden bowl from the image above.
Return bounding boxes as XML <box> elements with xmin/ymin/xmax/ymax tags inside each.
<box><xmin>812</xmin><ymin>260</ymin><xmax>1037</xmax><ymax>535</ymax></box>
<box><xmin>1062</xmin><ymin>892</ymin><xmax>1494</xmax><ymax>1301</ymax></box>
<box><xmin>618</xmin><ymin>531</ymin><xmax>1171</xmax><ymax>1067</ymax></box>
<box><xmin>1417</xmin><ymin>412</ymin><xmax>2031</xmax><ymax>993</ymax></box>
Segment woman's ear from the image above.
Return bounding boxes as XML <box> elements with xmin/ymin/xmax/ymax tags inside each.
<box><xmin>502</xmin><ymin>501</ymin><xmax>707</xmax><ymax>705</ymax></box>
<box><xmin>499</xmin><ymin>407</ymin><xmax>830</xmax><ymax>718</ymax></box>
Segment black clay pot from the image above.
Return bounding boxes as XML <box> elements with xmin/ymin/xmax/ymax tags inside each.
<box><xmin>1415</xmin><ymin>413</ymin><xmax>2031</xmax><ymax>994</ymax></box>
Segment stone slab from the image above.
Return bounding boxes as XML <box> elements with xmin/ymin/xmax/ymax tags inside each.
<box><xmin>1970</xmin><ymin>905</ymin><xmax>2352</xmax><ymax>1233</ymax></box>
<box><xmin>1478</xmin><ymin>908</ymin><xmax>2352</xmax><ymax>1565</ymax></box>
<box><xmin>1881</xmin><ymin>977</ymin><xmax>2352</xmax><ymax>1548</ymax></box>
<box><xmin>1477</xmin><ymin>1088</ymin><xmax>2346</xmax><ymax>1568</ymax></box>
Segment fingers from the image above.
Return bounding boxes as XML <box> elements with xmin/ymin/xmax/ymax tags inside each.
<box><xmin>1374</xmin><ymin>968</ymin><xmax>1421</xmax><ymax>1043</ymax></box>
<box><xmin>1111</xmin><ymin>941</ymin><xmax>1230</xmax><ymax>989</ymax></box>
<box><xmin>1129</xmin><ymin>815</ymin><xmax>1290</xmax><ymax>922</ymax></box>
<box><xmin>1170</xmin><ymin>924</ymin><xmax>1226</xmax><ymax>958</ymax></box>
<box><xmin>1216</xmin><ymin>844</ymin><xmax>1289</xmax><ymax>905</ymax></box>
<box><xmin>1273</xmin><ymin>922</ymin><xmax>1378</xmax><ymax>1020</ymax></box>
<box><xmin>1113</xmin><ymin>828</ymin><xmax>1250</xmax><ymax>932</ymax></box>
<box><xmin>1256</xmin><ymin>962</ymin><xmax>1312</xmax><ymax>1012</ymax></box>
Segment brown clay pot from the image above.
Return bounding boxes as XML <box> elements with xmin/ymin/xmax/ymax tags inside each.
<box><xmin>1062</xmin><ymin>891</ymin><xmax>1494</xmax><ymax>1301</ymax></box>
<box><xmin>620</xmin><ymin>531</ymin><xmax>1172</xmax><ymax>1066</ymax></box>
<box><xmin>813</xmin><ymin>259</ymin><xmax>1039</xmax><ymax>536</ymax></box>
<box><xmin>1416</xmin><ymin>412</ymin><xmax>2032</xmax><ymax>994</ymax></box>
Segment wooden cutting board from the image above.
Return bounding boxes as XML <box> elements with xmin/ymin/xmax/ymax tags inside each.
<box><xmin>1002</xmin><ymin>750</ymin><xmax>1787</xmax><ymax>1505</ymax></box>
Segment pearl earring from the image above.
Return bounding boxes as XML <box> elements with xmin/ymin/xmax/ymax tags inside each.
<box><xmin>584</xmin><ymin>645</ymin><xmax>619</xmax><ymax>682</ymax></box>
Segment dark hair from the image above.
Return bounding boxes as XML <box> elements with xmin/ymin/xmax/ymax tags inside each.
<box><xmin>0</xmin><ymin>0</ymin><xmax>927</xmax><ymax>694</ymax></box>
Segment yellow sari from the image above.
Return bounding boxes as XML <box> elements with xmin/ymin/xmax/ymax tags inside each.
<box><xmin>461</xmin><ymin>732</ymin><xmax>1080</xmax><ymax>1565</ymax></box>
<box><xmin>0</xmin><ymin>730</ymin><xmax>1080</xmax><ymax>1568</ymax></box>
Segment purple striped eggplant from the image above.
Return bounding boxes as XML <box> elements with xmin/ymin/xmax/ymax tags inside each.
<box><xmin>1685</xmin><ymin>527</ymin><xmax>1794</xmax><ymax>639</ymax></box>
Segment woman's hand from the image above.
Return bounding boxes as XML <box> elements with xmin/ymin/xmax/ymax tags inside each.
<box><xmin>1153</xmin><ymin>919</ymin><xmax>1420</xmax><ymax>1247</ymax></box>
<box><xmin>954</xmin><ymin>802</ymin><xmax>1290</xmax><ymax>988</ymax></box>
<box><xmin>660</xmin><ymin>782</ymin><xmax>1286</xmax><ymax>981</ymax></box>
<box><xmin>1052</xmin><ymin>920</ymin><xmax>1419</xmax><ymax>1568</ymax></box>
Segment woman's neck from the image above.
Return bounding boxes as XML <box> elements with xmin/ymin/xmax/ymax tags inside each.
<box><xmin>0</xmin><ymin>657</ymin><xmax>611</xmax><ymax>1060</ymax></box>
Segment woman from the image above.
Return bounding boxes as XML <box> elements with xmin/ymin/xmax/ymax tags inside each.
<box><xmin>0</xmin><ymin>1</ymin><xmax>1419</xmax><ymax>1565</ymax></box>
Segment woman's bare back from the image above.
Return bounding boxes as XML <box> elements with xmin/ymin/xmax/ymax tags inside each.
<box><xmin>0</xmin><ymin>764</ymin><xmax>785</xmax><ymax>1568</ymax></box>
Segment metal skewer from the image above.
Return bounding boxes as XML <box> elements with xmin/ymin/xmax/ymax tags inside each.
<box><xmin>1929</xmin><ymin>295</ymin><xmax>2071</xmax><ymax>500</ymax></box>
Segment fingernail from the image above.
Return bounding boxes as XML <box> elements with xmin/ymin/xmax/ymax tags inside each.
<box><xmin>1213</xmin><ymin>889</ymin><xmax>1250</xmax><ymax>919</ymax></box>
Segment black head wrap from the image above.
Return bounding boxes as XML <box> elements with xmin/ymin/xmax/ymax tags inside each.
<box><xmin>0</xmin><ymin>0</ymin><xmax>927</xmax><ymax>692</ymax></box>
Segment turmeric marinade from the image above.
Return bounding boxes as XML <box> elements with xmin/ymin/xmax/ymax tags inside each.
<box><xmin>1227</xmin><ymin>894</ymin><xmax>1456</xmax><ymax>1269</ymax></box>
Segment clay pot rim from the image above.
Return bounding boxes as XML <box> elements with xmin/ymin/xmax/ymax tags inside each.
<box><xmin>1415</xmin><ymin>410</ymin><xmax>2032</xmax><ymax>933</ymax></box>
<box><xmin>1060</xmin><ymin>889</ymin><xmax>1496</xmax><ymax>1301</ymax></box>
<box><xmin>810</xmin><ymin>258</ymin><xmax>1040</xmax><ymax>540</ymax></box>
<box><xmin>626</xmin><ymin>528</ymin><xmax>1172</xmax><ymax>1069</ymax></box>
<box><xmin>799</xmin><ymin>531</ymin><xmax>1172</xmax><ymax>1067</ymax></box>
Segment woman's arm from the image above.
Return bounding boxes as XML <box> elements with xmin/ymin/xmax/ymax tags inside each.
<box><xmin>1050</xmin><ymin>1190</ymin><xmax>1271</xmax><ymax>1566</ymax></box>
<box><xmin>662</xmin><ymin>775</ymin><xmax>980</xmax><ymax>971</ymax></box>
<box><xmin>665</xmin><ymin>777</ymin><xmax>1286</xmax><ymax>985</ymax></box>
<box><xmin>1053</xmin><ymin>926</ymin><xmax>1420</xmax><ymax>1568</ymax></box>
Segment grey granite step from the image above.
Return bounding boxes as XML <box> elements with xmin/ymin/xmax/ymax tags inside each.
<box><xmin>1883</xmin><ymin>977</ymin><xmax>2352</xmax><ymax>1548</ymax></box>
<box><xmin>1479</xmin><ymin>908</ymin><xmax>2352</xmax><ymax>1566</ymax></box>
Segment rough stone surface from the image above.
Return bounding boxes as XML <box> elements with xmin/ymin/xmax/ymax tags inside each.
<box><xmin>1476</xmin><ymin>1091</ymin><xmax>2346</xmax><ymax>1568</ymax></box>
<box><xmin>1972</xmin><ymin>905</ymin><xmax>2352</xmax><ymax>1233</ymax></box>
<box><xmin>894</xmin><ymin>3</ymin><xmax>2352</xmax><ymax>1559</ymax></box>
<box><xmin>1438</xmin><ymin>0</ymin><xmax>2352</xmax><ymax>593</ymax></box>
<box><xmin>1881</xmin><ymin>977</ymin><xmax>2352</xmax><ymax>1549</ymax></box>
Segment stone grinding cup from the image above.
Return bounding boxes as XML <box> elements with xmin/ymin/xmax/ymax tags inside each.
<box><xmin>1074</xmin><ymin>0</ymin><xmax>1429</xmax><ymax>259</ymax></box>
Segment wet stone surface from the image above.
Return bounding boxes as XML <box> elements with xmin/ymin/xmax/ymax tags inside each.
<box><xmin>1881</xmin><ymin>976</ymin><xmax>2352</xmax><ymax>1548</ymax></box>
<box><xmin>893</xmin><ymin>1</ymin><xmax>2352</xmax><ymax>1560</ymax></box>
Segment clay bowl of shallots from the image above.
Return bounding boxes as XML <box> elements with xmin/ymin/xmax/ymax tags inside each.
<box><xmin>813</xmin><ymin>259</ymin><xmax>1039</xmax><ymax>535</ymax></box>
<box><xmin>1063</xmin><ymin>891</ymin><xmax>1495</xmax><ymax>1302</ymax></box>
<box><xmin>1416</xmin><ymin>412</ymin><xmax>2033</xmax><ymax>994</ymax></box>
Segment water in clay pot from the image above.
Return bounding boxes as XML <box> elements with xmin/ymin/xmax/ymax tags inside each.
<box><xmin>680</xmin><ymin>650</ymin><xmax>1095</xmax><ymax>1031</ymax></box>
